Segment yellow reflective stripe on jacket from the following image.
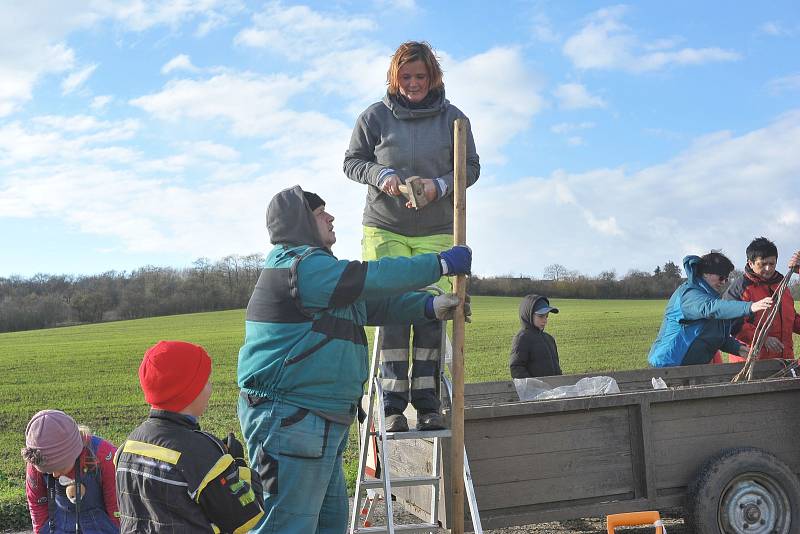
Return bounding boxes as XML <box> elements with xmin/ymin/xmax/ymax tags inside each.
<box><xmin>123</xmin><ymin>440</ymin><xmax>181</xmax><ymax>464</ymax></box>
<box><xmin>194</xmin><ymin>454</ymin><xmax>234</xmax><ymax>503</ymax></box>
<box><xmin>232</xmin><ymin>466</ymin><xmax>265</xmax><ymax>533</ymax></box>
<box><xmin>234</xmin><ymin>509</ymin><xmax>265</xmax><ymax>534</ymax></box>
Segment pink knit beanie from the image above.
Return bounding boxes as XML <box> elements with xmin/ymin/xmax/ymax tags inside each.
<box><xmin>22</xmin><ymin>410</ymin><xmax>83</xmax><ymax>473</ymax></box>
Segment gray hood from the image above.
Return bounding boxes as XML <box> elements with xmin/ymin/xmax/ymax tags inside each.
<box><xmin>266</xmin><ymin>185</ymin><xmax>328</xmax><ymax>251</ymax></box>
<box><xmin>519</xmin><ymin>294</ymin><xmax>548</xmax><ymax>329</ymax></box>
<box><xmin>382</xmin><ymin>89</ymin><xmax>448</xmax><ymax>120</ymax></box>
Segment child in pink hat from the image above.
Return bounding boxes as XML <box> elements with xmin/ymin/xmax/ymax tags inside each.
<box><xmin>22</xmin><ymin>409</ymin><xmax>119</xmax><ymax>533</ymax></box>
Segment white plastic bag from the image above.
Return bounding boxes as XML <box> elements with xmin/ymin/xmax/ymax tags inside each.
<box><xmin>651</xmin><ymin>376</ymin><xmax>668</xmax><ymax>389</ymax></box>
<box><xmin>514</xmin><ymin>376</ymin><xmax>620</xmax><ymax>401</ymax></box>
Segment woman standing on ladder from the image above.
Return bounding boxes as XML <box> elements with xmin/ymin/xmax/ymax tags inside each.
<box><xmin>344</xmin><ymin>41</ymin><xmax>480</xmax><ymax>432</ymax></box>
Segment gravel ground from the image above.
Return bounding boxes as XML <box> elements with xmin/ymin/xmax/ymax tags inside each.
<box><xmin>349</xmin><ymin>497</ymin><xmax>689</xmax><ymax>533</ymax></box>
<box><xmin>5</xmin><ymin>502</ymin><xmax>687</xmax><ymax>533</ymax></box>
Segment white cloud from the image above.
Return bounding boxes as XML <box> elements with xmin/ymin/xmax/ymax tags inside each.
<box><xmin>234</xmin><ymin>1</ymin><xmax>375</xmax><ymax>59</ymax></box>
<box><xmin>90</xmin><ymin>95</ymin><xmax>113</xmax><ymax>110</ymax></box>
<box><xmin>61</xmin><ymin>64</ymin><xmax>97</xmax><ymax>94</ymax></box>
<box><xmin>531</xmin><ymin>13</ymin><xmax>560</xmax><ymax>43</ymax></box>
<box><xmin>567</xmin><ymin>136</ymin><xmax>584</xmax><ymax>146</ymax></box>
<box><xmin>778</xmin><ymin>210</ymin><xmax>799</xmax><ymax>226</ymax></box>
<box><xmin>758</xmin><ymin>21</ymin><xmax>793</xmax><ymax>37</ymax></box>
<box><xmin>162</xmin><ymin>54</ymin><xmax>200</xmax><ymax>75</ymax></box>
<box><xmin>374</xmin><ymin>0</ymin><xmax>418</xmax><ymax>10</ymax></box>
<box><xmin>554</xmin><ymin>83</ymin><xmax>606</xmax><ymax>109</ymax></box>
<box><xmin>469</xmin><ymin>110</ymin><xmax>800</xmax><ymax>276</ymax></box>
<box><xmin>767</xmin><ymin>73</ymin><xmax>800</xmax><ymax>95</ymax></box>
<box><xmin>110</xmin><ymin>0</ymin><xmax>243</xmax><ymax>33</ymax></box>
<box><xmin>181</xmin><ymin>140</ymin><xmax>240</xmax><ymax>161</ymax></box>
<box><xmin>551</xmin><ymin>121</ymin><xmax>595</xmax><ymax>134</ymax></box>
<box><xmin>0</xmin><ymin>1</ymin><xmax>241</xmax><ymax>116</ymax></box>
<box><xmin>444</xmin><ymin>47</ymin><xmax>544</xmax><ymax>163</ymax></box>
<box><xmin>563</xmin><ymin>5</ymin><xmax>740</xmax><ymax>73</ymax></box>
<box><xmin>303</xmin><ymin>45</ymin><xmax>392</xmax><ymax>114</ymax></box>
<box><xmin>4</xmin><ymin>104</ymin><xmax>798</xmax><ymax>279</ymax></box>
<box><xmin>0</xmin><ymin>37</ymin><xmax>76</xmax><ymax>115</ymax></box>
<box><xmin>0</xmin><ymin>116</ymin><xmax>140</xmax><ymax>164</ymax></box>
<box><xmin>129</xmin><ymin>73</ymin><xmax>354</xmax><ymax>175</ymax></box>
<box><xmin>131</xmin><ymin>72</ymin><xmax>308</xmax><ymax>136</ymax></box>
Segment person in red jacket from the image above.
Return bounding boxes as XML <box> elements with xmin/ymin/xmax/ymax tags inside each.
<box><xmin>723</xmin><ymin>237</ymin><xmax>800</xmax><ymax>361</ymax></box>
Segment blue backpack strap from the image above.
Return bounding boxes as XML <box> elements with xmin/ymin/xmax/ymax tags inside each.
<box><xmin>73</xmin><ymin>456</ymin><xmax>82</xmax><ymax>534</ymax></box>
<box><xmin>46</xmin><ymin>474</ymin><xmax>57</xmax><ymax>533</ymax></box>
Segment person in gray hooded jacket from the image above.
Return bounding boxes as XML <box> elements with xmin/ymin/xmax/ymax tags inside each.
<box><xmin>510</xmin><ymin>295</ymin><xmax>562</xmax><ymax>378</ymax></box>
<box><xmin>343</xmin><ymin>41</ymin><xmax>480</xmax><ymax>432</ymax></box>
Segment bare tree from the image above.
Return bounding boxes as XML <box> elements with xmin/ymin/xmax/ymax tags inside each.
<box><xmin>543</xmin><ymin>264</ymin><xmax>568</xmax><ymax>281</ymax></box>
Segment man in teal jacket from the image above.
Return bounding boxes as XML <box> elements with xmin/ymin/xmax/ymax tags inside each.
<box><xmin>648</xmin><ymin>252</ymin><xmax>772</xmax><ymax>367</ymax></box>
<box><xmin>237</xmin><ymin>185</ymin><xmax>471</xmax><ymax>534</ymax></box>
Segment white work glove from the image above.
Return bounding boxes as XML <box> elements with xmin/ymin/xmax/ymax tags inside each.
<box><xmin>428</xmin><ymin>294</ymin><xmax>472</xmax><ymax>322</ymax></box>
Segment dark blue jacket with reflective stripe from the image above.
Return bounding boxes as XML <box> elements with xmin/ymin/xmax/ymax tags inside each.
<box><xmin>237</xmin><ymin>186</ymin><xmax>442</xmax><ymax>416</ymax></box>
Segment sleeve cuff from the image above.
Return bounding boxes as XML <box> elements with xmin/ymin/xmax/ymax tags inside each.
<box><xmin>434</xmin><ymin>178</ymin><xmax>447</xmax><ymax>199</ymax></box>
<box><xmin>377</xmin><ymin>167</ymin><xmax>396</xmax><ymax>188</ymax></box>
<box><xmin>424</xmin><ymin>295</ymin><xmax>435</xmax><ymax>319</ymax></box>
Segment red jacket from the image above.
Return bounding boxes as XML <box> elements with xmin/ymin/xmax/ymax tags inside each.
<box><xmin>724</xmin><ymin>267</ymin><xmax>800</xmax><ymax>360</ymax></box>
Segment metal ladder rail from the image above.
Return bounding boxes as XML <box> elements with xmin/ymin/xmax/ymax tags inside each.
<box><xmin>351</xmin><ymin>325</ymin><xmax>443</xmax><ymax>534</ymax></box>
<box><xmin>350</xmin><ymin>321</ymin><xmax>484</xmax><ymax>533</ymax></box>
<box><xmin>350</xmin><ymin>329</ymin><xmax>385</xmax><ymax>532</ymax></box>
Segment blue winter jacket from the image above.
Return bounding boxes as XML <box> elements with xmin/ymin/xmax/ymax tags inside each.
<box><xmin>237</xmin><ymin>185</ymin><xmax>443</xmax><ymax>417</ymax></box>
<box><xmin>648</xmin><ymin>255</ymin><xmax>752</xmax><ymax>367</ymax></box>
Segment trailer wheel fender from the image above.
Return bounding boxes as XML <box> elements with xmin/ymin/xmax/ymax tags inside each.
<box><xmin>686</xmin><ymin>447</ymin><xmax>800</xmax><ymax>534</ymax></box>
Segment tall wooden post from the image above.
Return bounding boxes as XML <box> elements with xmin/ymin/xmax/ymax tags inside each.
<box><xmin>451</xmin><ymin>118</ymin><xmax>467</xmax><ymax>533</ymax></box>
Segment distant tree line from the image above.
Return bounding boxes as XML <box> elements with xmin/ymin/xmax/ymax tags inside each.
<box><xmin>1</xmin><ymin>258</ymin><xmax>798</xmax><ymax>334</ymax></box>
<box><xmin>472</xmin><ymin>261</ymin><xmax>800</xmax><ymax>301</ymax></box>
<box><xmin>0</xmin><ymin>254</ymin><xmax>263</xmax><ymax>333</ymax></box>
<box><xmin>470</xmin><ymin>261</ymin><xmax>688</xmax><ymax>299</ymax></box>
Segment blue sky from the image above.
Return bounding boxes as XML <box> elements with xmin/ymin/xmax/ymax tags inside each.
<box><xmin>1</xmin><ymin>1</ymin><xmax>799</xmax><ymax>279</ymax></box>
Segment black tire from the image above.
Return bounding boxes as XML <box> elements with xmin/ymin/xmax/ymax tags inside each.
<box><xmin>686</xmin><ymin>447</ymin><xmax>800</xmax><ymax>534</ymax></box>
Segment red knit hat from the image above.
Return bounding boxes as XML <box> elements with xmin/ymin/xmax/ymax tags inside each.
<box><xmin>139</xmin><ymin>341</ymin><xmax>212</xmax><ymax>412</ymax></box>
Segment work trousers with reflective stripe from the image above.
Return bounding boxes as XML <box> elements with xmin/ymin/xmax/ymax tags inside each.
<box><xmin>362</xmin><ymin>226</ymin><xmax>451</xmax><ymax>414</ymax></box>
<box><xmin>238</xmin><ymin>395</ymin><xmax>350</xmax><ymax>534</ymax></box>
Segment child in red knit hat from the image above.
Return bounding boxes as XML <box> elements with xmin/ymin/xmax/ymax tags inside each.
<box><xmin>22</xmin><ymin>409</ymin><xmax>120</xmax><ymax>533</ymax></box>
<box><xmin>115</xmin><ymin>340</ymin><xmax>264</xmax><ymax>533</ymax></box>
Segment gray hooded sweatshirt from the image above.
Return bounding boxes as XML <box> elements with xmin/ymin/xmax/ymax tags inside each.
<box><xmin>343</xmin><ymin>90</ymin><xmax>480</xmax><ymax>237</ymax></box>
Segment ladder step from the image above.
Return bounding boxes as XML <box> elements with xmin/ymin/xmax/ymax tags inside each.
<box><xmin>371</xmin><ymin>429</ymin><xmax>451</xmax><ymax>440</ymax></box>
<box><xmin>360</xmin><ymin>475</ymin><xmax>440</xmax><ymax>489</ymax></box>
<box><xmin>356</xmin><ymin>522</ymin><xmax>439</xmax><ymax>533</ymax></box>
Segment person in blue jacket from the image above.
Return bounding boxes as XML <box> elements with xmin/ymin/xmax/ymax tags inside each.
<box><xmin>237</xmin><ymin>185</ymin><xmax>471</xmax><ymax>534</ymax></box>
<box><xmin>648</xmin><ymin>252</ymin><xmax>773</xmax><ymax>367</ymax></box>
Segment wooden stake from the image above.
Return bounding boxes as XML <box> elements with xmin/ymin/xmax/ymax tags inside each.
<box><xmin>450</xmin><ymin>117</ymin><xmax>467</xmax><ymax>534</ymax></box>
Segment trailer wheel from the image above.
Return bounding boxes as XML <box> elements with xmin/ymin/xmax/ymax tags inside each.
<box><xmin>686</xmin><ymin>447</ymin><xmax>800</xmax><ymax>534</ymax></box>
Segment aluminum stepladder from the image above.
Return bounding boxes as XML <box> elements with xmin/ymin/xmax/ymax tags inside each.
<box><xmin>349</xmin><ymin>315</ymin><xmax>484</xmax><ymax>533</ymax></box>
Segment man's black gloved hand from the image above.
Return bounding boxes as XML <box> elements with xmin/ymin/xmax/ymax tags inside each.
<box><xmin>225</xmin><ymin>432</ymin><xmax>246</xmax><ymax>466</ymax></box>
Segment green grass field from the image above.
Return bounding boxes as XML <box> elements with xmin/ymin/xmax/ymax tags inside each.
<box><xmin>0</xmin><ymin>297</ymin><xmax>670</xmax><ymax>528</ymax></box>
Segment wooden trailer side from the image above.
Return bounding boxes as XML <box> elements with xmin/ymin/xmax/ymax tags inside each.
<box><xmin>391</xmin><ymin>362</ymin><xmax>800</xmax><ymax>530</ymax></box>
